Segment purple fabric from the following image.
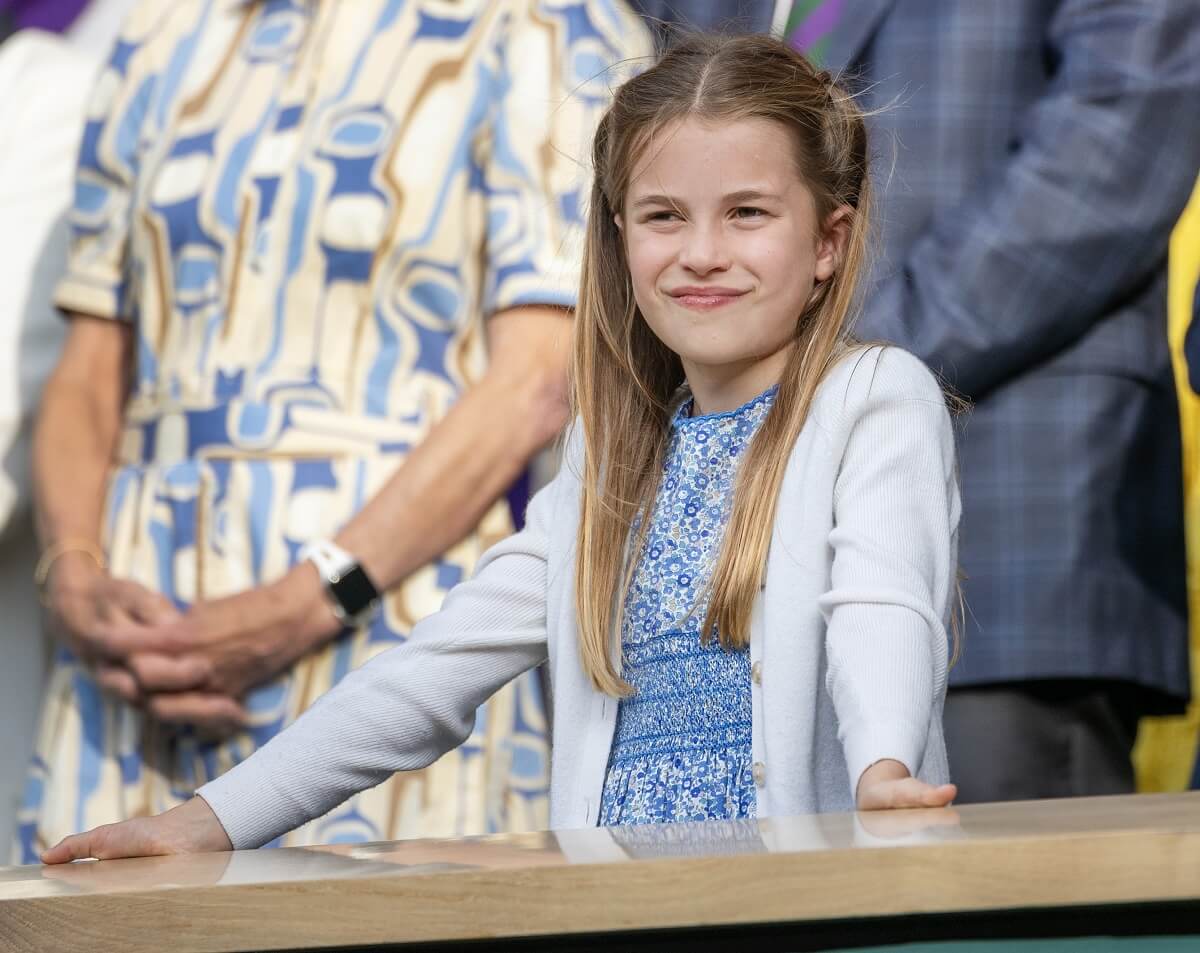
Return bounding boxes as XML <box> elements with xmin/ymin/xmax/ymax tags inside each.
<box><xmin>505</xmin><ymin>468</ymin><xmax>531</xmax><ymax>531</ymax></box>
<box><xmin>788</xmin><ymin>0</ymin><xmax>845</xmax><ymax>51</ymax></box>
<box><xmin>0</xmin><ymin>0</ymin><xmax>91</xmax><ymax>33</ymax></box>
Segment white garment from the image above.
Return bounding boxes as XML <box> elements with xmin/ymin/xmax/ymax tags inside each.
<box><xmin>0</xmin><ymin>30</ymin><xmax>105</xmax><ymax>856</ymax></box>
<box><xmin>770</xmin><ymin>0</ymin><xmax>791</xmax><ymax>36</ymax></box>
<box><xmin>64</xmin><ymin>0</ymin><xmax>140</xmax><ymax>57</ymax></box>
<box><xmin>199</xmin><ymin>346</ymin><xmax>960</xmax><ymax>848</ymax></box>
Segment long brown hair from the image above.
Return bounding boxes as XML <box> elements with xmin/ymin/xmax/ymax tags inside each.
<box><xmin>572</xmin><ymin>34</ymin><xmax>874</xmax><ymax>696</ymax></box>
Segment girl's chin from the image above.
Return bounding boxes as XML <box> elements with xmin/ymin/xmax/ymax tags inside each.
<box><xmin>677</xmin><ymin>350</ymin><xmax>776</xmax><ymax>374</ymax></box>
<box><xmin>676</xmin><ymin>339</ymin><xmax>795</xmax><ymax>378</ymax></box>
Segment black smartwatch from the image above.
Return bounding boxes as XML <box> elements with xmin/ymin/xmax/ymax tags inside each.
<box><xmin>299</xmin><ymin>540</ymin><xmax>380</xmax><ymax>626</ymax></box>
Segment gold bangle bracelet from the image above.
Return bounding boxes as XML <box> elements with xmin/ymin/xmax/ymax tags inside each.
<box><xmin>34</xmin><ymin>538</ymin><xmax>108</xmax><ymax>593</ymax></box>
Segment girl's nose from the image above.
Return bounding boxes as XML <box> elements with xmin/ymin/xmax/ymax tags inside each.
<box><xmin>677</xmin><ymin>225</ymin><xmax>731</xmax><ymax>276</ymax></box>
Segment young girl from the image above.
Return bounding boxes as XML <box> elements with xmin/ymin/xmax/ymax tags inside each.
<box><xmin>43</xmin><ymin>33</ymin><xmax>959</xmax><ymax>863</ymax></box>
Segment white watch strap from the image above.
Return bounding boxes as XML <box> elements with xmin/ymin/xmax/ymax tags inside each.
<box><xmin>298</xmin><ymin>539</ymin><xmax>356</xmax><ymax>583</ymax></box>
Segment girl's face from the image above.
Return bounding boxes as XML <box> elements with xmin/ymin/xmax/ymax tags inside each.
<box><xmin>618</xmin><ymin>116</ymin><xmax>847</xmax><ymax>412</ymax></box>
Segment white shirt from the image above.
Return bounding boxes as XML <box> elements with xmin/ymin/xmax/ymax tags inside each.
<box><xmin>771</xmin><ymin>0</ymin><xmax>792</xmax><ymax>36</ymax></box>
<box><xmin>0</xmin><ymin>31</ymin><xmax>100</xmax><ymax>531</ymax></box>
<box><xmin>65</xmin><ymin>0</ymin><xmax>140</xmax><ymax>57</ymax></box>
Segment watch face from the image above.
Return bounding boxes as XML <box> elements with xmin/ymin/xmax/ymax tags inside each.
<box><xmin>331</xmin><ymin>565</ymin><xmax>379</xmax><ymax>618</ymax></box>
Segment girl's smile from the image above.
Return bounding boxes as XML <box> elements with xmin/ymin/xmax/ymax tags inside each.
<box><xmin>666</xmin><ymin>285</ymin><xmax>750</xmax><ymax>311</ymax></box>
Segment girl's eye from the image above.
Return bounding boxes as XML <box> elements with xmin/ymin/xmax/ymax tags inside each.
<box><xmin>733</xmin><ymin>206</ymin><xmax>766</xmax><ymax>220</ymax></box>
<box><xmin>646</xmin><ymin>210</ymin><xmax>681</xmax><ymax>223</ymax></box>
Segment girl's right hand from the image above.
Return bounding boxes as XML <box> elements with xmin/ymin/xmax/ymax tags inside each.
<box><xmin>40</xmin><ymin>796</ymin><xmax>233</xmax><ymax>864</ymax></box>
<box><xmin>856</xmin><ymin>759</ymin><xmax>957</xmax><ymax>811</ymax></box>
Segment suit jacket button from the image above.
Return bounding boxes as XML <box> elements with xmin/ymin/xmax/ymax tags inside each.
<box><xmin>751</xmin><ymin>661</ymin><xmax>762</xmax><ymax>685</ymax></box>
<box><xmin>752</xmin><ymin>762</ymin><xmax>766</xmax><ymax>787</ymax></box>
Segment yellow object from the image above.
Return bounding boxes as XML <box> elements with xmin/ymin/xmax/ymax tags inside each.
<box><xmin>1134</xmin><ymin>175</ymin><xmax>1200</xmax><ymax>791</ymax></box>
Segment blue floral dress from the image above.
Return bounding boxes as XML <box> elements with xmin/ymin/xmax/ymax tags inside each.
<box><xmin>598</xmin><ymin>387</ymin><xmax>776</xmax><ymax>826</ymax></box>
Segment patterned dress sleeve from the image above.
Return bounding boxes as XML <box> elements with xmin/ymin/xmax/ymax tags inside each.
<box><xmin>52</xmin><ymin>8</ymin><xmax>162</xmax><ymax>322</ymax></box>
<box><xmin>480</xmin><ymin>0</ymin><xmax>650</xmax><ymax>316</ymax></box>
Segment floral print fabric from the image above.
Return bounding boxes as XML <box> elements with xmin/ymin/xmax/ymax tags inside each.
<box><xmin>598</xmin><ymin>387</ymin><xmax>776</xmax><ymax>826</ymax></box>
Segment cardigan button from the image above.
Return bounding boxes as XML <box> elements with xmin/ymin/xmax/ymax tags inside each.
<box><xmin>752</xmin><ymin>762</ymin><xmax>766</xmax><ymax>787</ymax></box>
<box><xmin>751</xmin><ymin>661</ymin><xmax>762</xmax><ymax>685</ymax></box>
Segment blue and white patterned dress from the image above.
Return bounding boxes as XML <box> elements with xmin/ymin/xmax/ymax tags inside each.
<box><xmin>598</xmin><ymin>387</ymin><xmax>776</xmax><ymax>826</ymax></box>
<box><xmin>18</xmin><ymin>0</ymin><xmax>648</xmax><ymax>863</ymax></box>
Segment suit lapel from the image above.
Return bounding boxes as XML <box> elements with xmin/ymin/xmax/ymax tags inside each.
<box><xmin>821</xmin><ymin>0</ymin><xmax>895</xmax><ymax>71</ymax></box>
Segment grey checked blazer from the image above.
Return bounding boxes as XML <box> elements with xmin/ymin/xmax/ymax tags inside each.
<box><xmin>630</xmin><ymin>0</ymin><xmax>1200</xmax><ymax>707</ymax></box>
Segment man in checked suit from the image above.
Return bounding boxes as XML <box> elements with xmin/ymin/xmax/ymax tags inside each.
<box><xmin>631</xmin><ymin>0</ymin><xmax>1200</xmax><ymax>801</ymax></box>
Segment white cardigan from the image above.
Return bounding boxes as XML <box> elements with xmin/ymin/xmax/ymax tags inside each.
<box><xmin>199</xmin><ymin>346</ymin><xmax>960</xmax><ymax>849</ymax></box>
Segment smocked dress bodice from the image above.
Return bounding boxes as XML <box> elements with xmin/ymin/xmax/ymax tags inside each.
<box><xmin>598</xmin><ymin>387</ymin><xmax>776</xmax><ymax>827</ymax></box>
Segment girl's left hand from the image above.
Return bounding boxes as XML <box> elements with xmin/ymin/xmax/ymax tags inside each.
<box><xmin>856</xmin><ymin>759</ymin><xmax>957</xmax><ymax>810</ymax></box>
<box><xmin>41</xmin><ymin>796</ymin><xmax>233</xmax><ymax>865</ymax></box>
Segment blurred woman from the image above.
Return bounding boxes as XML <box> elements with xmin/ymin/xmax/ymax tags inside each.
<box><xmin>19</xmin><ymin>0</ymin><xmax>648</xmax><ymax>862</ymax></box>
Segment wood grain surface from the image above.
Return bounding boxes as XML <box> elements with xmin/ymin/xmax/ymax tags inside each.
<box><xmin>1</xmin><ymin>792</ymin><xmax>1198</xmax><ymax>952</ymax></box>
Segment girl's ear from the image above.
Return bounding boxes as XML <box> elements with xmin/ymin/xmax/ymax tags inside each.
<box><xmin>614</xmin><ymin>213</ymin><xmax>625</xmax><ymax>233</ymax></box>
<box><xmin>814</xmin><ymin>206</ymin><xmax>851</xmax><ymax>283</ymax></box>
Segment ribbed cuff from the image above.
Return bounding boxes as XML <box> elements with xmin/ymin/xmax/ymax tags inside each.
<box><xmin>842</xmin><ymin>720</ymin><xmax>927</xmax><ymax>804</ymax></box>
<box><xmin>196</xmin><ymin>758</ymin><xmax>303</xmax><ymax>851</ymax></box>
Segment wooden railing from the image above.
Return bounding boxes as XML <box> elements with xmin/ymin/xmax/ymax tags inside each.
<box><xmin>3</xmin><ymin>792</ymin><xmax>1199</xmax><ymax>952</ymax></box>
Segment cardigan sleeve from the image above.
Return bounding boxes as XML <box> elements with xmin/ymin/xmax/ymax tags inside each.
<box><xmin>817</xmin><ymin>347</ymin><xmax>961</xmax><ymax>797</ymax></box>
<box><xmin>196</xmin><ymin>439</ymin><xmax>574</xmax><ymax>849</ymax></box>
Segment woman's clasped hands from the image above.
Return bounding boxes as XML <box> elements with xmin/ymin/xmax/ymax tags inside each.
<box><xmin>45</xmin><ymin>552</ymin><xmax>341</xmax><ymax>735</ymax></box>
